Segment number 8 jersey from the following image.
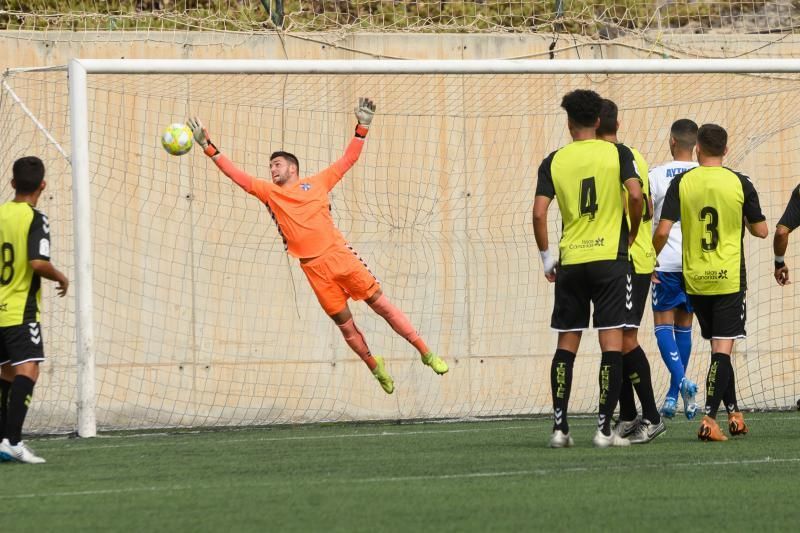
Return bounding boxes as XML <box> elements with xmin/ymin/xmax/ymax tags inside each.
<box><xmin>536</xmin><ymin>139</ymin><xmax>638</xmax><ymax>265</ymax></box>
<box><xmin>0</xmin><ymin>201</ymin><xmax>51</xmax><ymax>327</ymax></box>
<box><xmin>660</xmin><ymin>166</ymin><xmax>765</xmax><ymax>295</ymax></box>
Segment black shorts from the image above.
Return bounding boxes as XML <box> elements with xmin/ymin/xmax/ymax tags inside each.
<box><xmin>625</xmin><ymin>272</ymin><xmax>652</xmax><ymax>329</ymax></box>
<box><xmin>689</xmin><ymin>292</ymin><xmax>746</xmax><ymax>340</ymax></box>
<box><xmin>551</xmin><ymin>260</ymin><xmax>630</xmax><ymax>331</ymax></box>
<box><xmin>0</xmin><ymin>322</ymin><xmax>45</xmax><ymax>366</ymax></box>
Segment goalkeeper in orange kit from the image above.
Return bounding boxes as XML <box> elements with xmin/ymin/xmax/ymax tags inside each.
<box><xmin>187</xmin><ymin>98</ymin><xmax>448</xmax><ymax>394</ymax></box>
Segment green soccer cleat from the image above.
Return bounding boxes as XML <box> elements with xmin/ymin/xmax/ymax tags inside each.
<box><xmin>422</xmin><ymin>352</ymin><xmax>449</xmax><ymax>375</ymax></box>
<box><xmin>372</xmin><ymin>356</ymin><xmax>394</xmax><ymax>394</ymax></box>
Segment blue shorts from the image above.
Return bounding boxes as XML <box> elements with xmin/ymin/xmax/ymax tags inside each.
<box><xmin>651</xmin><ymin>271</ymin><xmax>693</xmax><ymax>313</ymax></box>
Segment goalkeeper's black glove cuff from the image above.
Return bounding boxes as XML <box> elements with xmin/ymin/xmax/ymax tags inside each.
<box><xmin>203</xmin><ymin>142</ymin><xmax>220</xmax><ymax>158</ymax></box>
<box><xmin>355</xmin><ymin>124</ymin><xmax>369</xmax><ymax>138</ymax></box>
<box><xmin>775</xmin><ymin>259</ymin><xmax>786</xmax><ymax>269</ymax></box>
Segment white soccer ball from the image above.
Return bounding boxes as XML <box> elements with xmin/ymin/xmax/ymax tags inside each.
<box><xmin>161</xmin><ymin>123</ymin><xmax>193</xmax><ymax>156</ymax></box>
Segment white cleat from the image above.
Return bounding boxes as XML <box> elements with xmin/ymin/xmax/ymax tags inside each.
<box><xmin>549</xmin><ymin>430</ymin><xmax>575</xmax><ymax>448</ymax></box>
<box><xmin>613</xmin><ymin>417</ymin><xmax>641</xmax><ymax>438</ymax></box>
<box><xmin>592</xmin><ymin>430</ymin><xmax>631</xmax><ymax>448</ymax></box>
<box><xmin>0</xmin><ymin>438</ymin><xmax>46</xmax><ymax>464</ymax></box>
<box><xmin>629</xmin><ymin>418</ymin><xmax>667</xmax><ymax>444</ymax></box>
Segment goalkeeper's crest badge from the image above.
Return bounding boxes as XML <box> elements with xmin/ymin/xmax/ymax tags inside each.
<box><xmin>301</xmin><ymin>183</ymin><xmax>312</xmax><ymax>191</ymax></box>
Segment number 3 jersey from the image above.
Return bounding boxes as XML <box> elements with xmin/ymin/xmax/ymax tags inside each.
<box><xmin>0</xmin><ymin>201</ymin><xmax>51</xmax><ymax>326</ymax></box>
<box><xmin>536</xmin><ymin>139</ymin><xmax>638</xmax><ymax>265</ymax></box>
<box><xmin>660</xmin><ymin>166</ymin><xmax>765</xmax><ymax>295</ymax></box>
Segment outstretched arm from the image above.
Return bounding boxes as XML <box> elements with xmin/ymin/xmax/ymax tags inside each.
<box><xmin>330</xmin><ymin>137</ymin><xmax>366</xmax><ymax>180</ymax></box>
<box><xmin>324</xmin><ymin>98</ymin><xmax>376</xmax><ymax>190</ymax></box>
<box><xmin>187</xmin><ymin>117</ymin><xmax>269</xmax><ymax>201</ymax></box>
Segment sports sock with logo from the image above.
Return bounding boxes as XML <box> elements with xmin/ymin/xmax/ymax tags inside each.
<box><xmin>704</xmin><ymin>353</ymin><xmax>731</xmax><ymax>419</ymax></box>
<box><xmin>550</xmin><ymin>349</ymin><xmax>575</xmax><ymax>433</ymax></box>
<box><xmin>618</xmin><ymin>362</ymin><xmax>638</xmax><ymax>422</ymax></box>
<box><xmin>625</xmin><ymin>346</ymin><xmax>660</xmax><ymax>424</ymax></box>
<box><xmin>674</xmin><ymin>325</ymin><xmax>693</xmax><ymax>370</ymax></box>
<box><xmin>722</xmin><ymin>357</ymin><xmax>739</xmax><ymax>413</ymax></box>
<box><xmin>0</xmin><ymin>378</ymin><xmax>11</xmax><ymax>440</ymax></box>
<box><xmin>655</xmin><ymin>324</ymin><xmax>684</xmax><ymax>401</ymax></box>
<box><xmin>7</xmin><ymin>375</ymin><xmax>35</xmax><ymax>446</ymax></box>
<box><xmin>598</xmin><ymin>351</ymin><xmax>622</xmax><ymax>436</ymax></box>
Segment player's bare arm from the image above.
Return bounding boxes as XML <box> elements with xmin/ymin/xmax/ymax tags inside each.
<box><xmin>30</xmin><ymin>259</ymin><xmax>68</xmax><ymax>297</ymax></box>
<box><xmin>774</xmin><ymin>224</ymin><xmax>791</xmax><ymax>285</ymax></box>
<box><xmin>532</xmin><ymin>195</ymin><xmax>556</xmax><ymax>282</ymax></box>
<box><xmin>745</xmin><ymin>218</ymin><xmax>768</xmax><ymax>239</ymax></box>
<box><xmin>652</xmin><ymin>218</ymin><xmax>675</xmax><ymax>284</ymax></box>
<box><xmin>623</xmin><ymin>176</ymin><xmax>643</xmax><ymax>247</ymax></box>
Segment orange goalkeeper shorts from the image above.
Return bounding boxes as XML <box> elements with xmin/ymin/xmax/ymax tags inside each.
<box><xmin>300</xmin><ymin>244</ymin><xmax>380</xmax><ymax>315</ymax></box>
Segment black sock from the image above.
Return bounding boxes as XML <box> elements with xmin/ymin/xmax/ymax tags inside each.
<box><xmin>704</xmin><ymin>353</ymin><xmax>731</xmax><ymax>419</ymax></box>
<box><xmin>551</xmin><ymin>349</ymin><xmax>576</xmax><ymax>433</ymax></box>
<box><xmin>0</xmin><ymin>378</ymin><xmax>11</xmax><ymax>441</ymax></box>
<box><xmin>618</xmin><ymin>371</ymin><xmax>637</xmax><ymax>422</ymax></box>
<box><xmin>7</xmin><ymin>375</ymin><xmax>35</xmax><ymax>445</ymax></box>
<box><xmin>598</xmin><ymin>351</ymin><xmax>623</xmax><ymax>436</ymax></box>
<box><xmin>625</xmin><ymin>346</ymin><xmax>660</xmax><ymax>424</ymax></box>
<box><xmin>722</xmin><ymin>357</ymin><xmax>739</xmax><ymax>413</ymax></box>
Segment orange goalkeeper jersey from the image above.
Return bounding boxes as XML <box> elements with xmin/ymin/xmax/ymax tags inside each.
<box><xmin>213</xmin><ymin>136</ymin><xmax>365</xmax><ymax>259</ymax></box>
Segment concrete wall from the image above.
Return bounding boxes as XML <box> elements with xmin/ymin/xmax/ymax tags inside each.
<box><xmin>1</xmin><ymin>31</ymin><xmax>798</xmax><ymax>432</ymax></box>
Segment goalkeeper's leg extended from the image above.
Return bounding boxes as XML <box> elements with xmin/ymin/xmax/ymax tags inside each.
<box><xmin>335</xmin><ymin>313</ymin><xmax>393</xmax><ymax>394</ymax></box>
<box><xmin>301</xmin><ymin>258</ymin><xmax>394</xmax><ymax>394</ymax></box>
<box><xmin>367</xmin><ymin>290</ymin><xmax>448</xmax><ymax>375</ymax></box>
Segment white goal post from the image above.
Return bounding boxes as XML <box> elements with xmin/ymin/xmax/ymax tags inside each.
<box><xmin>21</xmin><ymin>59</ymin><xmax>800</xmax><ymax>437</ymax></box>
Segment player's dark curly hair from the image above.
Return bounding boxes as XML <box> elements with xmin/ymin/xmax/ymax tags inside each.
<box><xmin>596</xmin><ymin>98</ymin><xmax>619</xmax><ymax>136</ymax></box>
<box><xmin>270</xmin><ymin>151</ymin><xmax>300</xmax><ymax>173</ymax></box>
<box><xmin>560</xmin><ymin>90</ymin><xmax>603</xmax><ymax>128</ymax></box>
<box><xmin>697</xmin><ymin>124</ymin><xmax>727</xmax><ymax>157</ymax></box>
<box><xmin>12</xmin><ymin>156</ymin><xmax>45</xmax><ymax>193</ymax></box>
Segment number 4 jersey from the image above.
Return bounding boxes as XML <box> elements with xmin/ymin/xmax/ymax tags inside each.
<box><xmin>0</xmin><ymin>201</ymin><xmax>51</xmax><ymax>327</ymax></box>
<box><xmin>660</xmin><ymin>166</ymin><xmax>765</xmax><ymax>295</ymax></box>
<box><xmin>536</xmin><ymin>139</ymin><xmax>638</xmax><ymax>265</ymax></box>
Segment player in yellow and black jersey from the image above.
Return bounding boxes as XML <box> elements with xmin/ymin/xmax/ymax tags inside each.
<box><xmin>654</xmin><ymin>124</ymin><xmax>767</xmax><ymax>442</ymax></box>
<box><xmin>0</xmin><ymin>157</ymin><xmax>68</xmax><ymax>464</ymax></box>
<box><xmin>533</xmin><ymin>90</ymin><xmax>644</xmax><ymax>449</ymax></box>
<box><xmin>773</xmin><ymin>183</ymin><xmax>800</xmax><ymax>412</ymax></box>
<box><xmin>773</xmin><ymin>183</ymin><xmax>800</xmax><ymax>286</ymax></box>
<box><xmin>595</xmin><ymin>98</ymin><xmax>665</xmax><ymax>445</ymax></box>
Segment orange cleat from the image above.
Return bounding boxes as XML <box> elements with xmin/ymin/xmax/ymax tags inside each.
<box><xmin>697</xmin><ymin>415</ymin><xmax>728</xmax><ymax>442</ymax></box>
<box><xmin>728</xmin><ymin>412</ymin><xmax>749</xmax><ymax>436</ymax></box>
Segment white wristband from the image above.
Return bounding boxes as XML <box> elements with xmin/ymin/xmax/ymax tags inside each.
<box><xmin>539</xmin><ymin>249</ymin><xmax>556</xmax><ymax>274</ymax></box>
<box><xmin>775</xmin><ymin>255</ymin><xmax>785</xmax><ymax>262</ymax></box>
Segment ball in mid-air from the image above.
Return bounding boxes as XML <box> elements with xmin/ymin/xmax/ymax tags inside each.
<box><xmin>161</xmin><ymin>123</ymin><xmax>193</xmax><ymax>156</ymax></box>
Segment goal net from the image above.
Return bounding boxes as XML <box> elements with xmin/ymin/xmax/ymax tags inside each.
<box><xmin>2</xmin><ymin>60</ymin><xmax>799</xmax><ymax>435</ymax></box>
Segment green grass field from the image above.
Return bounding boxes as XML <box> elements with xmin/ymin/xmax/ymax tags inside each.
<box><xmin>4</xmin><ymin>412</ymin><xmax>798</xmax><ymax>532</ymax></box>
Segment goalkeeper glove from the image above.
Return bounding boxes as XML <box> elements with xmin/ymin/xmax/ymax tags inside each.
<box><xmin>187</xmin><ymin>117</ymin><xmax>219</xmax><ymax>157</ymax></box>
<box><xmin>354</xmin><ymin>97</ymin><xmax>376</xmax><ymax>138</ymax></box>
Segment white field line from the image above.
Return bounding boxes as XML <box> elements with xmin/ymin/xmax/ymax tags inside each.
<box><xmin>56</xmin><ymin>425</ymin><xmax>532</xmax><ymax>451</ymax></box>
<box><xmin>8</xmin><ymin>456</ymin><xmax>800</xmax><ymax>500</ymax></box>
<box><xmin>48</xmin><ymin>416</ymin><xmax>797</xmax><ymax>452</ymax></box>
<box><xmin>44</xmin><ymin>414</ymin><xmax>800</xmax><ymax>452</ymax></box>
